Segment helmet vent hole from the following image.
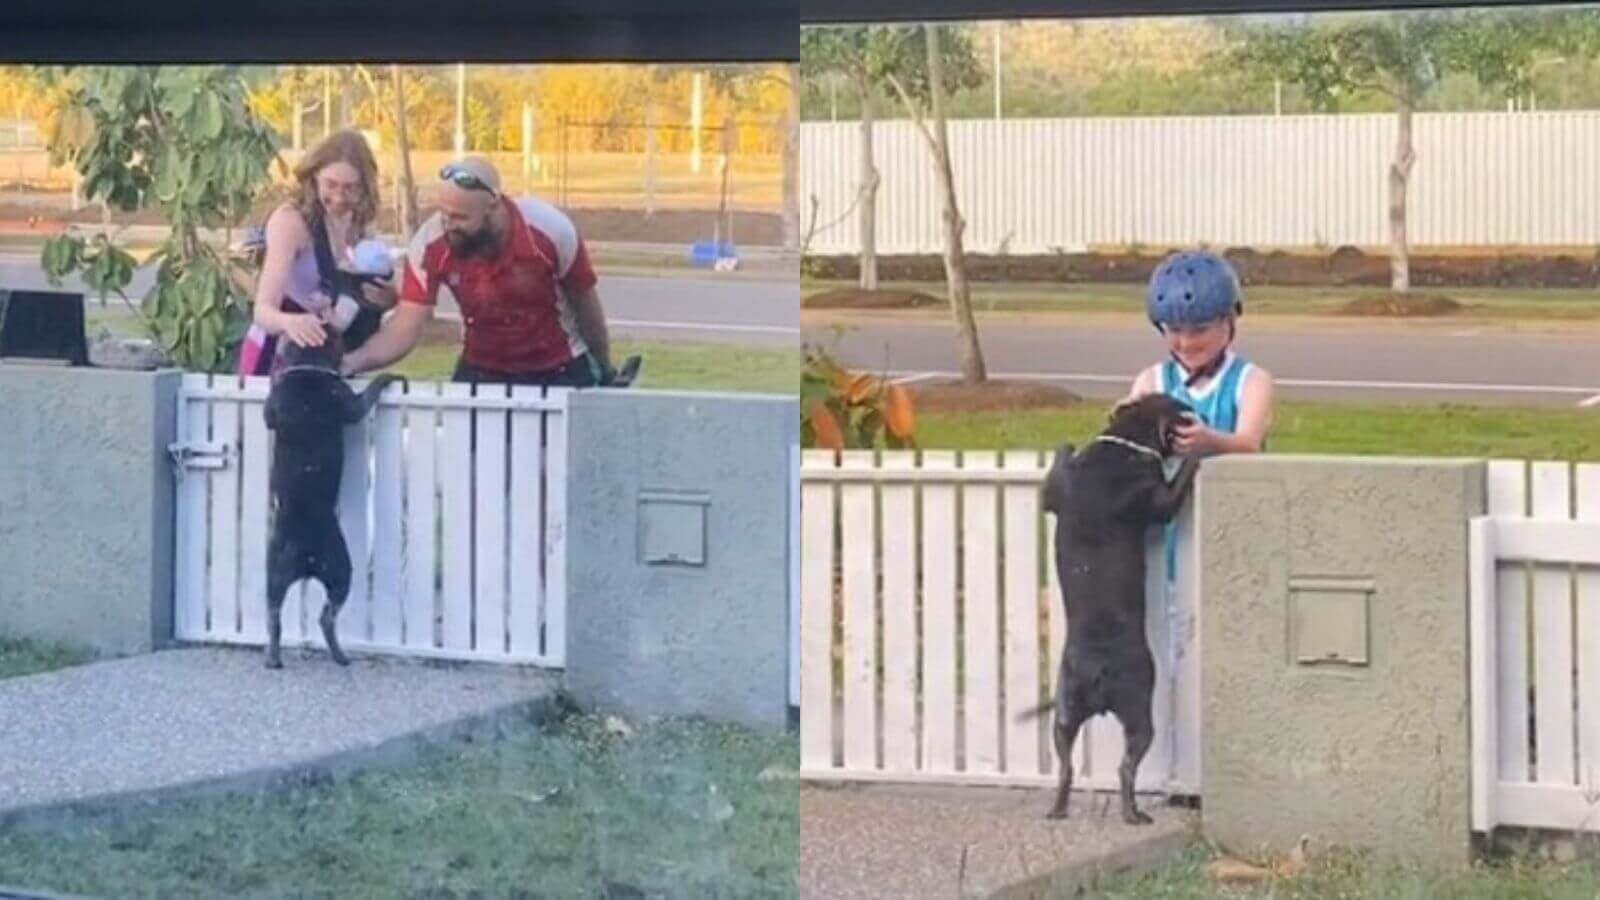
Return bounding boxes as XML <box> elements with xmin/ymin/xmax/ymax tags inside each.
<box><xmin>1184</xmin><ymin>291</ymin><xmax>1193</xmax><ymax>301</ymax></box>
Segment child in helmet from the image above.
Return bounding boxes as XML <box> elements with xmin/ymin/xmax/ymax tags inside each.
<box><xmin>1122</xmin><ymin>251</ymin><xmax>1275</xmax><ymax>720</ymax></box>
<box><xmin>1120</xmin><ymin>250</ymin><xmax>1275</xmax><ymax>455</ymax></box>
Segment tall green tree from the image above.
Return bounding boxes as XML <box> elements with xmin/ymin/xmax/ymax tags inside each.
<box><xmin>42</xmin><ymin>66</ymin><xmax>281</xmax><ymax>371</ymax></box>
<box><xmin>871</xmin><ymin>24</ymin><xmax>987</xmax><ymax>383</ymax></box>
<box><xmin>801</xmin><ymin>26</ymin><xmax>921</xmax><ymax>291</ymax></box>
<box><xmin>838</xmin><ymin>24</ymin><xmax>985</xmax><ymax>381</ymax></box>
<box><xmin>1229</xmin><ymin>9</ymin><xmax>1582</xmax><ymax>292</ymax></box>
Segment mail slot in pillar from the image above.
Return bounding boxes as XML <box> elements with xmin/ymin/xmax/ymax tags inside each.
<box><xmin>639</xmin><ymin>489</ymin><xmax>710</xmax><ymax>567</ymax></box>
<box><xmin>1198</xmin><ymin>455</ymin><xmax>1485</xmax><ymax>872</ymax></box>
<box><xmin>1289</xmin><ymin>576</ymin><xmax>1373</xmax><ymax>669</ymax></box>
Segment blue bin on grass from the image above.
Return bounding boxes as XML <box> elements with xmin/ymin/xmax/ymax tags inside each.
<box><xmin>690</xmin><ymin>241</ymin><xmax>737</xmax><ymax>267</ymax></box>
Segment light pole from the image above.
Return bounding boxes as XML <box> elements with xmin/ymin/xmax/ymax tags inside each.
<box><xmin>455</xmin><ymin>63</ymin><xmax>467</xmax><ymax>156</ymax></box>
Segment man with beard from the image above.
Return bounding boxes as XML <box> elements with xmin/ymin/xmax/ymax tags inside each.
<box><xmin>340</xmin><ymin>157</ymin><xmax>616</xmax><ymax>387</ymax></box>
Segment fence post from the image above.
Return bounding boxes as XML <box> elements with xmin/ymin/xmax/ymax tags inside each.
<box><xmin>1469</xmin><ymin>515</ymin><xmax>1499</xmax><ymax>834</ymax></box>
<box><xmin>644</xmin><ymin>103</ymin><xmax>658</xmax><ymax>217</ymax></box>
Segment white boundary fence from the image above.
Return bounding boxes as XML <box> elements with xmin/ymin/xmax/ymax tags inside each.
<box><xmin>801</xmin><ymin>111</ymin><xmax>1600</xmax><ymax>254</ymax></box>
<box><xmin>171</xmin><ymin>373</ymin><xmax>570</xmax><ymax>667</ymax></box>
<box><xmin>798</xmin><ymin>448</ymin><xmax>1201</xmax><ymax>793</ymax></box>
<box><xmin>1471</xmin><ymin>459</ymin><xmax>1600</xmax><ymax>833</ymax></box>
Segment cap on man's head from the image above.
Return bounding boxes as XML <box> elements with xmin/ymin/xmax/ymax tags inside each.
<box><xmin>439</xmin><ymin>156</ymin><xmax>502</xmax><ymax>197</ymax></box>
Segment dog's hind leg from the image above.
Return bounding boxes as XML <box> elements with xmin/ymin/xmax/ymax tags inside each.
<box><xmin>265</xmin><ymin>534</ymin><xmax>298</xmax><ymax>670</ymax></box>
<box><xmin>312</xmin><ymin>525</ymin><xmax>354</xmax><ymax>666</ymax></box>
<box><xmin>1047</xmin><ymin>657</ymin><xmax>1092</xmax><ymax>820</ymax></box>
<box><xmin>1114</xmin><ymin>695</ymin><xmax>1157</xmax><ymax>825</ymax></box>
<box><xmin>1048</xmin><ymin>701</ymin><xmax>1090</xmax><ymax>820</ymax></box>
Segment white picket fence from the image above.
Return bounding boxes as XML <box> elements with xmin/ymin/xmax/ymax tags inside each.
<box><xmin>171</xmin><ymin>373</ymin><xmax>569</xmax><ymax>667</ymax></box>
<box><xmin>1471</xmin><ymin>459</ymin><xmax>1600</xmax><ymax>834</ymax></box>
<box><xmin>798</xmin><ymin>449</ymin><xmax>1201</xmax><ymax>794</ymax></box>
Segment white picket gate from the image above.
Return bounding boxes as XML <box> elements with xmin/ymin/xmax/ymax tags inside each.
<box><xmin>798</xmin><ymin>449</ymin><xmax>1201</xmax><ymax>794</ymax></box>
<box><xmin>171</xmin><ymin>373</ymin><xmax>569</xmax><ymax>667</ymax></box>
<box><xmin>1471</xmin><ymin>459</ymin><xmax>1600</xmax><ymax>834</ymax></box>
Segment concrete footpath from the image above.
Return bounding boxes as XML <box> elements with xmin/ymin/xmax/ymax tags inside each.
<box><xmin>800</xmin><ymin>782</ymin><xmax>1196</xmax><ymax>899</ymax></box>
<box><xmin>0</xmin><ymin>647</ymin><xmax>559</xmax><ymax>832</ymax></box>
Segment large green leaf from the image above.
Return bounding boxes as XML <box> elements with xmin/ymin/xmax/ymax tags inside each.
<box><xmin>39</xmin><ymin>235</ymin><xmax>81</xmax><ymax>284</ymax></box>
<box><xmin>152</xmin><ymin>143</ymin><xmax>182</xmax><ymax>203</ymax></box>
<box><xmin>195</xmin><ymin>92</ymin><xmax>224</xmax><ymax>141</ymax></box>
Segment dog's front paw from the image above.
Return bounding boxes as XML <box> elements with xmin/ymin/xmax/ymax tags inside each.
<box><xmin>1123</xmin><ymin>809</ymin><xmax>1153</xmax><ymax>826</ymax></box>
<box><xmin>330</xmin><ymin>649</ymin><xmax>351</xmax><ymax>667</ymax></box>
<box><xmin>265</xmin><ymin>656</ymin><xmax>284</xmax><ymax>670</ymax></box>
<box><xmin>1045</xmin><ymin>805</ymin><xmax>1071</xmax><ymax>821</ymax></box>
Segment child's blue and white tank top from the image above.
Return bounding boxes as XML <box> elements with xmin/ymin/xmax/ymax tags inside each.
<box><xmin>1155</xmin><ymin>351</ymin><xmax>1254</xmax><ymax>584</ymax></box>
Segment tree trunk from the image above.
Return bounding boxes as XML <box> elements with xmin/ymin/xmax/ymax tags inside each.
<box><xmin>1389</xmin><ymin>96</ymin><xmax>1415</xmax><ymax>293</ymax></box>
<box><xmin>392</xmin><ymin>65</ymin><xmax>419</xmax><ymax>237</ymax></box>
<box><xmin>926</xmin><ymin>24</ymin><xmax>986</xmax><ymax>383</ymax></box>
<box><xmin>858</xmin><ymin>84</ymin><xmax>879</xmax><ymax>291</ymax></box>
<box><xmin>781</xmin><ymin>64</ymin><xmax>801</xmax><ymax>253</ymax></box>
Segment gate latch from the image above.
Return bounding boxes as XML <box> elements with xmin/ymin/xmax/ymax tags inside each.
<box><xmin>168</xmin><ymin>441</ymin><xmax>235</xmax><ymax>475</ymax></box>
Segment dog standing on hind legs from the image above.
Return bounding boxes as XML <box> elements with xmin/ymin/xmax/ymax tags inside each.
<box><xmin>1027</xmin><ymin>393</ymin><xmax>1201</xmax><ymax>825</ymax></box>
<box><xmin>262</xmin><ymin>338</ymin><xmax>405</xmax><ymax>669</ymax></box>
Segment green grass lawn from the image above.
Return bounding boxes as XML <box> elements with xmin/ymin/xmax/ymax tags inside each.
<box><xmin>391</xmin><ymin>339</ymin><xmax>798</xmax><ymax>396</ymax></box>
<box><xmin>0</xmin><ymin>633</ymin><xmax>96</xmax><ymax>680</ymax></box>
<box><xmin>74</xmin><ymin>309</ymin><xmax>799</xmax><ymax>396</ymax></box>
<box><xmin>0</xmin><ymin>713</ymin><xmax>799</xmax><ymax>899</ymax></box>
<box><xmin>803</xmin><ymin>279</ymin><xmax>1600</xmax><ymax>322</ymax></box>
<box><xmin>917</xmin><ymin>401</ymin><xmax>1600</xmax><ymax>460</ymax></box>
<box><xmin>1095</xmin><ymin>840</ymin><xmax>1600</xmax><ymax>899</ymax></box>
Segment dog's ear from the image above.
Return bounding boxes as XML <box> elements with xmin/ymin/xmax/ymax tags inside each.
<box><xmin>1042</xmin><ymin>443</ymin><xmax>1074</xmax><ymax>515</ymax></box>
<box><xmin>1108</xmin><ymin>397</ymin><xmax>1139</xmax><ymax>424</ymax></box>
<box><xmin>1154</xmin><ymin>413</ymin><xmax>1174</xmax><ymax>453</ymax></box>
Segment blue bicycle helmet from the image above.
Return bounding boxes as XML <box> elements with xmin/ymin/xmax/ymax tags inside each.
<box><xmin>1145</xmin><ymin>251</ymin><xmax>1243</xmax><ymax>332</ymax></box>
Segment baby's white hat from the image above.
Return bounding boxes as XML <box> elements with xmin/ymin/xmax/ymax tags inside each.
<box><xmin>351</xmin><ymin>239</ymin><xmax>395</xmax><ymax>276</ymax></box>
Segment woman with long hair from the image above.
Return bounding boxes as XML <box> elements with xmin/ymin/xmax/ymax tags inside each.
<box><xmin>237</xmin><ymin>128</ymin><xmax>397</xmax><ymax>376</ymax></box>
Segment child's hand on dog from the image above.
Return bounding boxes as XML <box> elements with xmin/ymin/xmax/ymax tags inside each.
<box><xmin>1172</xmin><ymin>414</ymin><xmax>1215</xmax><ymax>456</ymax></box>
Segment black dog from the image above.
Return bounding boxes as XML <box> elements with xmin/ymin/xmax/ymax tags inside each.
<box><xmin>1026</xmin><ymin>393</ymin><xmax>1201</xmax><ymax>825</ymax></box>
<box><xmin>262</xmin><ymin>338</ymin><xmax>404</xmax><ymax>669</ymax></box>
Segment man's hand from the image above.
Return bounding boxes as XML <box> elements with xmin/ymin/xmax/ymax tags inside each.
<box><xmin>360</xmin><ymin>276</ymin><xmax>398</xmax><ymax>312</ymax></box>
<box><xmin>341</xmin><ymin>301</ymin><xmax>431</xmax><ymax>375</ymax></box>
<box><xmin>568</xmin><ymin>286</ymin><xmax>611</xmax><ymax>373</ymax></box>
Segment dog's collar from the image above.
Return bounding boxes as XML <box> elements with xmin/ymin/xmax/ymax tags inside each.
<box><xmin>1092</xmin><ymin>434</ymin><xmax>1165</xmax><ymax>462</ymax></box>
<box><xmin>276</xmin><ymin>364</ymin><xmax>342</xmax><ymax>378</ymax></box>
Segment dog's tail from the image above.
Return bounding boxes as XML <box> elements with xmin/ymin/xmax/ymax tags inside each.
<box><xmin>1012</xmin><ymin>700</ymin><xmax>1052</xmax><ymax>723</ymax></box>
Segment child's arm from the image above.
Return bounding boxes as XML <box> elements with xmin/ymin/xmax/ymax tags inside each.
<box><xmin>1230</xmin><ymin>366</ymin><xmax>1275</xmax><ymax>452</ymax></box>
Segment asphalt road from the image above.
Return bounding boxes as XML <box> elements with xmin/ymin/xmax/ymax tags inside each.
<box><xmin>804</xmin><ymin>312</ymin><xmax>1600</xmax><ymax>407</ymax></box>
<box><xmin>0</xmin><ymin>257</ymin><xmax>800</xmax><ymax>347</ymax></box>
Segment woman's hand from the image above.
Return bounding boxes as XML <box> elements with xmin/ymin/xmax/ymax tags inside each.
<box><xmin>361</xmin><ymin>277</ymin><xmax>398</xmax><ymax>311</ymax></box>
<box><xmin>279</xmin><ymin>312</ymin><xmax>327</xmax><ymax>348</ymax></box>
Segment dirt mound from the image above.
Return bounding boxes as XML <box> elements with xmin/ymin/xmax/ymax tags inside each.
<box><xmin>803</xmin><ymin>288</ymin><xmax>943</xmax><ymax>310</ymax></box>
<box><xmin>1327</xmin><ymin>245</ymin><xmax>1370</xmax><ymax>284</ymax></box>
<box><xmin>803</xmin><ymin>246</ymin><xmax>1600</xmax><ymax>289</ymax></box>
<box><xmin>1336</xmin><ymin>292</ymin><xmax>1464</xmax><ymax>317</ymax></box>
<box><xmin>909</xmin><ymin>378</ymin><xmax>1086</xmax><ymax>414</ymax></box>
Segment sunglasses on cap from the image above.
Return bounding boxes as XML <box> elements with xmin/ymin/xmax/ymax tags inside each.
<box><xmin>439</xmin><ymin>164</ymin><xmax>498</xmax><ymax>197</ymax></box>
